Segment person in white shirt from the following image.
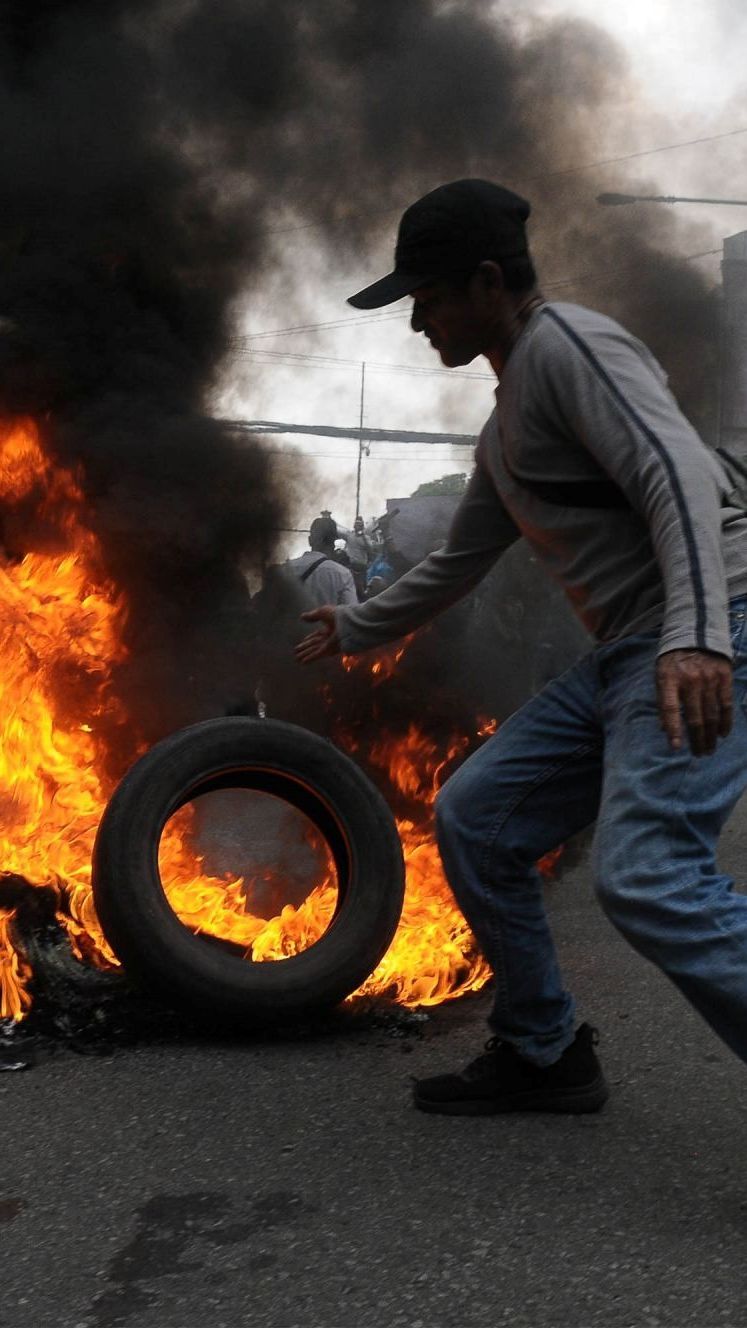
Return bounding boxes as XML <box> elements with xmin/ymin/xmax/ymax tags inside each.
<box><xmin>287</xmin><ymin>516</ymin><xmax>358</xmax><ymax>607</ymax></box>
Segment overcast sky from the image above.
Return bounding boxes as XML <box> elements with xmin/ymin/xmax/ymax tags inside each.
<box><xmin>214</xmin><ymin>0</ymin><xmax>747</xmax><ymax>557</ymax></box>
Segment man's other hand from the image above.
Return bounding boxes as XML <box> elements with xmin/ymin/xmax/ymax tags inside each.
<box><xmin>295</xmin><ymin>605</ymin><xmax>341</xmax><ymax>664</ymax></box>
<box><xmin>656</xmin><ymin>649</ymin><xmax>733</xmax><ymax>756</ymax></box>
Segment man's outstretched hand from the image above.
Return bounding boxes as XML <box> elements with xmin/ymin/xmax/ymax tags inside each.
<box><xmin>295</xmin><ymin>605</ymin><xmax>341</xmax><ymax>664</ymax></box>
<box><xmin>656</xmin><ymin>648</ymin><xmax>733</xmax><ymax>756</ymax></box>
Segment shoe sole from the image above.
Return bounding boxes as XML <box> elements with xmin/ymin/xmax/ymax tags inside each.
<box><xmin>413</xmin><ymin>1072</ymin><xmax>610</xmax><ymax>1116</ymax></box>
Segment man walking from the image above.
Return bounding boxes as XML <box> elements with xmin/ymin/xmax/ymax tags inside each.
<box><xmin>296</xmin><ymin>179</ymin><xmax>747</xmax><ymax>1115</ymax></box>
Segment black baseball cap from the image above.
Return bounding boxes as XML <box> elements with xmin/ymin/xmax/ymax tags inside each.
<box><xmin>348</xmin><ymin>179</ymin><xmax>531</xmax><ymax>310</ymax></box>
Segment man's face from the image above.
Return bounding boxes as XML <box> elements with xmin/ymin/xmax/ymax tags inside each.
<box><xmin>354</xmin><ymin>517</ymin><xmax>364</xmax><ymax>533</ymax></box>
<box><xmin>409</xmin><ymin>267</ymin><xmax>510</xmax><ymax>367</ymax></box>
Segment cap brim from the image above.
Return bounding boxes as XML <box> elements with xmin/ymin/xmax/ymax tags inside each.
<box><xmin>347</xmin><ymin>269</ymin><xmax>434</xmax><ymax>309</ymax></box>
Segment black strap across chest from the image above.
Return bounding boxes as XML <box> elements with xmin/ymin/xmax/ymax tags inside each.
<box><xmin>299</xmin><ymin>555</ymin><xmax>332</xmax><ymax>582</ymax></box>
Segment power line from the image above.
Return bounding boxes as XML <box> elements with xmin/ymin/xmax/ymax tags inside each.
<box><xmin>241</xmin><ymin>345</ymin><xmax>491</xmax><ymax>375</ymax></box>
<box><xmin>238</xmin><ymin>353</ymin><xmax>489</xmax><ymax>379</ymax></box>
<box><xmin>266</xmin><ymin>450</ymin><xmax>473</xmax><ymax>460</ymax></box>
<box><xmin>230</xmin><ymin>310</ymin><xmax>406</xmax><ymax>341</ymax></box>
<box><xmin>520</xmin><ymin>127</ymin><xmax>747</xmax><ymax>184</ymax></box>
<box><xmin>234</xmin><ymin>346</ymin><xmax>494</xmax><ymax>380</ymax></box>
<box><xmin>540</xmin><ymin>247</ymin><xmax>722</xmax><ymax>293</ymax></box>
<box><xmin>258</xmin><ymin>126</ymin><xmax>747</xmax><ymax>238</ymax></box>
<box><xmin>232</xmin><ymin>245</ymin><xmax>723</xmax><ymax>345</ymax></box>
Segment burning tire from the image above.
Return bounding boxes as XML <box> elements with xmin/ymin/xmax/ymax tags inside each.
<box><xmin>92</xmin><ymin>717</ymin><xmax>405</xmax><ymax>1022</ymax></box>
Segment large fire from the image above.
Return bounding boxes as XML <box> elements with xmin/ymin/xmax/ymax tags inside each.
<box><xmin>0</xmin><ymin>418</ymin><xmax>556</xmax><ymax>1022</ymax></box>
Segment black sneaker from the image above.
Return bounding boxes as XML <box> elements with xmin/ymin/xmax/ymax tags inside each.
<box><xmin>413</xmin><ymin>1022</ymin><xmax>609</xmax><ymax>1116</ymax></box>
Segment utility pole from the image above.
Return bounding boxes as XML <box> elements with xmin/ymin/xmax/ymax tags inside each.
<box><xmin>719</xmin><ymin>231</ymin><xmax>747</xmax><ymax>457</ymax></box>
<box><xmin>355</xmin><ymin>361</ymin><xmax>366</xmax><ymax>518</ymax></box>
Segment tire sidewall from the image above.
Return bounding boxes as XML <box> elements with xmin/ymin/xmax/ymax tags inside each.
<box><xmin>92</xmin><ymin>718</ymin><xmax>406</xmax><ymax>1019</ymax></box>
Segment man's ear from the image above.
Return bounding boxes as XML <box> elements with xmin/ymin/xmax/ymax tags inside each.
<box><xmin>474</xmin><ymin>260</ymin><xmax>505</xmax><ymax>293</ymax></box>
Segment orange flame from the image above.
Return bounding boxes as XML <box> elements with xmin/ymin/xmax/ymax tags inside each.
<box><xmin>0</xmin><ymin>419</ymin><xmax>560</xmax><ymax>1019</ymax></box>
<box><xmin>0</xmin><ymin>418</ymin><xmax>130</xmax><ymax>1012</ymax></box>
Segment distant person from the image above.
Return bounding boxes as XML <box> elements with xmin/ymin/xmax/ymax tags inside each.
<box><xmin>371</xmin><ymin>505</ymin><xmax>400</xmax><ymax>538</ymax></box>
<box><xmin>287</xmin><ymin>516</ymin><xmax>357</xmax><ymax>607</ymax></box>
<box><xmin>331</xmin><ymin>543</ymin><xmax>353</xmax><ymax>572</ymax></box>
<box><xmin>296</xmin><ymin>177</ymin><xmax>747</xmax><ymax>1118</ymax></box>
<box><xmin>363</xmin><ymin>510</ymin><xmax>409</xmax><ymax>595</ymax></box>
<box><xmin>336</xmin><ymin>515</ymin><xmax>375</xmax><ymax>598</ymax></box>
<box><xmin>363</xmin><ymin>545</ymin><xmax>396</xmax><ymax>597</ymax></box>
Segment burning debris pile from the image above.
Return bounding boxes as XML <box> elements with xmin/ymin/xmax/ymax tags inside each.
<box><xmin>0</xmin><ymin>416</ymin><xmax>507</xmax><ymax>1033</ymax></box>
<box><xmin>0</xmin><ymin>410</ymin><xmax>565</xmax><ymax>1044</ymax></box>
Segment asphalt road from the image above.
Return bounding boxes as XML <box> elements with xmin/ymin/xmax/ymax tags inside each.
<box><xmin>3</xmin><ymin>822</ymin><xmax>747</xmax><ymax>1328</ymax></box>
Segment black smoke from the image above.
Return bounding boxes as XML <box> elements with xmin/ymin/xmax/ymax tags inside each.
<box><xmin>0</xmin><ymin>1</ymin><xmax>723</xmax><ymax>777</ymax></box>
<box><xmin>161</xmin><ymin>0</ymin><xmax>720</xmax><ymax>430</ymax></box>
<box><xmin>0</xmin><ymin>1</ymin><xmax>293</xmax><ymax>770</ymax></box>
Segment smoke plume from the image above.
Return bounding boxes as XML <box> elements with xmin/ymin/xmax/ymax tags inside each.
<box><xmin>0</xmin><ymin>1</ymin><xmax>725</xmax><ymax>768</ymax></box>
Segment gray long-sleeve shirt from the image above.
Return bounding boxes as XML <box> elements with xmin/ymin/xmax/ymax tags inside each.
<box><xmin>336</xmin><ymin>301</ymin><xmax>747</xmax><ymax>659</ymax></box>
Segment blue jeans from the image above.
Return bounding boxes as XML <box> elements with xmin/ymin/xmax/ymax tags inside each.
<box><xmin>435</xmin><ymin>596</ymin><xmax>747</xmax><ymax>1067</ymax></box>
